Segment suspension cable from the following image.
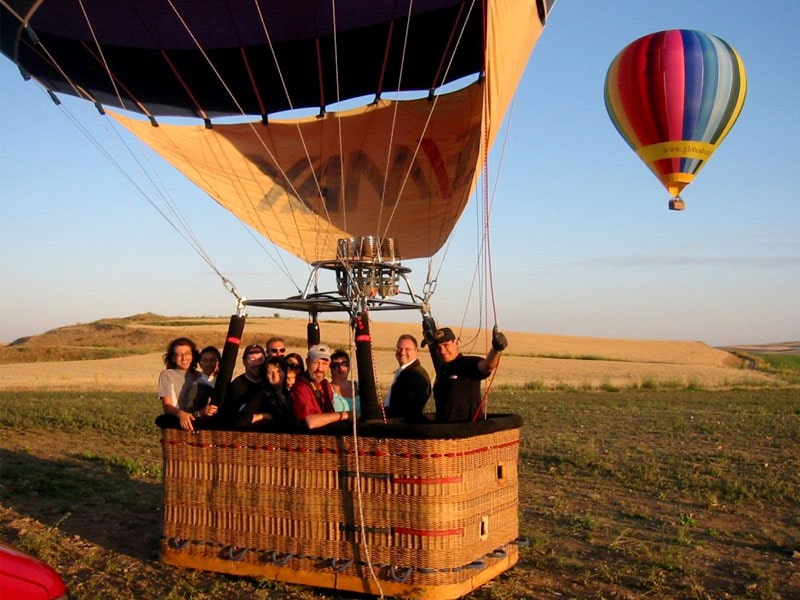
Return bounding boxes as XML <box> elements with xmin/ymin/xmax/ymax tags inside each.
<box><xmin>375</xmin><ymin>0</ymin><xmax>415</xmax><ymax>237</ymax></box>
<box><xmin>169</xmin><ymin>0</ymin><xmax>331</xmax><ymax>266</ymax></box>
<box><xmin>48</xmin><ymin>1</ymin><xmax>245</xmax><ymax>300</ymax></box>
<box><xmin>75</xmin><ymin>0</ymin><xmax>331</xmax><ymax>292</ymax></box>
<box><xmin>472</xmin><ymin>86</ymin><xmax>521</xmax><ymax>418</ymax></box>
<box><xmin>52</xmin><ymin>99</ymin><xmax>241</xmax><ymax>300</ymax></box>
<box><xmin>378</xmin><ymin>0</ymin><xmax>480</xmax><ymax>243</ymax></box>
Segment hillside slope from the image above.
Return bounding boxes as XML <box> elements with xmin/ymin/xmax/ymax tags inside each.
<box><xmin>0</xmin><ymin>314</ymin><xmax>783</xmax><ymax>392</ymax></box>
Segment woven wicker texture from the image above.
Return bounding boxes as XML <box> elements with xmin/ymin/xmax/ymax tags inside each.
<box><xmin>160</xmin><ymin>422</ymin><xmax>521</xmax><ymax>597</ymax></box>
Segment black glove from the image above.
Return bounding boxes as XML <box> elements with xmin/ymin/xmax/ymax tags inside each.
<box><xmin>420</xmin><ymin>315</ymin><xmax>437</xmax><ymax>348</ymax></box>
<box><xmin>491</xmin><ymin>325</ymin><xmax>508</xmax><ymax>352</ymax></box>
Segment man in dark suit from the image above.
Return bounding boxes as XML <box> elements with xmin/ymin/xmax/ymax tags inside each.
<box><xmin>384</xmin><ymin>334</ymin><xmax>431</xmax><ymax>422</ymax></box>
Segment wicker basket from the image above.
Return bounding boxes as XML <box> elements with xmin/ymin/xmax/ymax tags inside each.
<box><xmin>159</xmin><ymin>415</ymin><xmax>522</xmax><ymax>599</ymax></box>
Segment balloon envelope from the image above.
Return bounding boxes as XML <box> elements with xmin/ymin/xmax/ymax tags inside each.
<box><xmin>1</xmin><ymin>0</ymin><xmax>555</xmax><ymax>262</ymax></box>
<box><xmin>604</xmin><ymin>29</ymin><xmax>746</xmax><ymax>204</ymax></box>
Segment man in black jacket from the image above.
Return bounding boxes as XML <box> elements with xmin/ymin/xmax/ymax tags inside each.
<box><xmin>384</xmin><ymin>334</ymin><xmax>431</xmax><ymax>422</ymax></box>
<box><xmin>428</xmin><ymin>325</ymin><xmax>508</xmax><ymax>423</ymax></box>
<box><xmin>218</xmin><ymin>343</ymin><xmax>268</xmax><ymax>428</ymax></box>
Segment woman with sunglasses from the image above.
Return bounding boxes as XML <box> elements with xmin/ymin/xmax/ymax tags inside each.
<box><xmin>329</xmin><ymin>349</ymin><xmax>360</xmax><ymax>417</ymax></box>
<box><xmin>284</xmin><ymin>353</ymin><xmax>305</xmax><ymax>389</ymax></box>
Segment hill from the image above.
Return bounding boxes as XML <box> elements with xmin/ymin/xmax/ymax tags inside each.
<box><xmin>0</xmin><ymin>313</ymin><xmax>789</xmax><ymax>392</ymax></box>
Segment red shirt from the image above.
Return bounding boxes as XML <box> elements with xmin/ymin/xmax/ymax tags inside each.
<box><xmin>290</xmin><ymin>375</ymin><xmax>334</xmax><ymax>425</ymax></box>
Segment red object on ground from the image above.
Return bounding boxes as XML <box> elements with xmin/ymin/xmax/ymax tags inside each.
<box><xmin>0</xmin><ymin>542</ymin><xmax>67</xmax><ymax>599</ymax></box>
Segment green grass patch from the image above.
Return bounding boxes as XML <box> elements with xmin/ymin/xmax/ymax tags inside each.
<box><xmin>759</xmin><ymin>354</ymin><xmax>800</xmax><ymax>383</ymax></box>
<box><xmin>759</xmin><ymin>353</ymin><xmax>800</xmax><ymax>371</ymax></box>
<box><xmin>733</xmin><ymin>351</ymin><xmax>800</xmax><ymax>385</ymax></box>
<box><xmin>1</xmin><ymin>388</ymin><xmax>799</xmax><ymax>599</ymax></box>
<box><xmin>0</xmin><ymin>392</ymin><xmax>156</xmax><ymax>436</ymax></box>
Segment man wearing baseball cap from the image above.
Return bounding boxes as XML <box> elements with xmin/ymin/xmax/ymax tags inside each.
<box><xmin>290</xmin><ymin>344</ymin><xmax>352</xmax><ymax>429</ymax></box>
<box><xmin>427</xmin><ymin>325</ymin><xmax>508</xmax><ymax>423</ymax></box>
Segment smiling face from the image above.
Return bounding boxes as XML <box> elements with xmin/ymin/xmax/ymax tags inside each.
<box><xmin>436</xmin><ymin>339</ymin><xmax>459</xmax><ymax>363</ymax></box>
<box><xmin>395</xmin><ymin>337</ymin><xmax>418</xmax><ymax>367</ymax></box>
<box><xmin>172</xmin><ymin>344</ymin><xmax>194</xmax><ymax>372</ymax></box>
<box><xmin>330</xmin><ymin>360</ymin><xmax>349</xmax><ymax>383</ymax></box>
<box><xmin>307</xmin><ymin>358</ymin><xmax>330</xmax><ymax>383</ymax></box>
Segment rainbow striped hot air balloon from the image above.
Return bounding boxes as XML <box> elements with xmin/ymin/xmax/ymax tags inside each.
<box><xmin>604</xmin><ymin>29</ymin><xmax>747</xmax><ymax>210</ymax></box>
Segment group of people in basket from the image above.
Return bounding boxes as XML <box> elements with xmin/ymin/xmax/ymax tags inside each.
<box><xmin>158</xmin><ymin>325</ymin><xmax>508</xmax><ymax>432</ymax></box>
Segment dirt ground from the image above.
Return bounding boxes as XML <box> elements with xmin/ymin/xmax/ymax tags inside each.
<box><xmin>2</xmin><ymin>391</ymin><xmax>799</xmax><ymax>600</ymax></box>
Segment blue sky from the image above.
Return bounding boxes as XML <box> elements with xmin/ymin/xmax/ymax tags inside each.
<box><xmin>1</xmin><ymin>1</ymin><xmax>798</xmax><ymax>346</ymax></box>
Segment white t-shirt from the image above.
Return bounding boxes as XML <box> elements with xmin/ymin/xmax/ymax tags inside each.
<box><xmin>157</xmin><ymin>369</ymin><xmax>197</xmax><ymax>411</ymax></box>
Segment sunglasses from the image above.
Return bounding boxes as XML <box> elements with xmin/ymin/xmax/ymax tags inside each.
<box><xmin>269</xmin><ymin>347</ymin><xmax>286</xmax><ymax>354</ymax></box>
<box><xmin>331</xmin><ymin>361</ymin><xmax>349</xmax><ymax>369</ymax></box>
<box><xmin>286</xmin><ymin>362</ymin><xmax>301</xmax><ymax>370</ymax></box>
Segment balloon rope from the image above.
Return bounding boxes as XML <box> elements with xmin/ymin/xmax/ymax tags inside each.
<box><xmin>248</xmin><ymin>2</ymin><xmax>334</xmax><ymax>263</ymax></box>
<box><xmin>375</xmin><ymin>0</ymin><xmax>415</xmax><ymax>238</ymax></box>
<box><xmin>333</xmin><ymin>6</ymin><xmax>380</xmax><ymax>588</ymax></box>
<box><xmin>175</xmin><ymin>0</ymin><xmax>335</xmax><ymax>262</ymax></box>
<box><xmin>474</xmin><ymin>66</ymin><xmax>509</xmax><ymax>419</ymax></box>
<box><xmin>75</xmin><ymin>0</ymin><xmax>129</xmax><ymax>114</ymax></box>
<box><xmin>342</xmin><ymin>321</ymin><xmax>386</xmax><ymax>599</ymax></box>
<box><xmin>68</xmin><ymin>1</ymin><xmax>299</xmax><ymax>294</ymax></box>
<box><xmin>483</xmin><ymin>96</ymin><xmax>499</xmax><ymax>328</ymax></box>
<box><xmin>378</xmin><ymin>0</ymin><xmax>479</xmax><ymax>244</ymax></box>
<box><xmin>32</xmin><ymin>6</ymin><xmax>243</xmax><ymax>299</ymax></box>
<box><xmin>330</xmin><ymin>0</ymin><xmax>349</xmax><ymax>235</ymax></box>
<box><xmin>53</xmin><ymin>103</ymin><xmax>245</xmax><ymax>302</ymax></box>
<box><xmin>476</xmin><ymin>182</ymin><xmax>496</xmax><ymax>423</ymax></box>
<box><xmin>390</xmin><ymin>0</ymin><xmax>485</xmax><ymax>313</ymax></box>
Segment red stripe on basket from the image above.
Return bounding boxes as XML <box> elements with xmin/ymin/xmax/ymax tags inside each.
<box><xmin>392</xmin><ymin>476</ymin><xmax>463</xmax><ymax>485</ymax></box>
<box><xmin>354</xmin><ymin>334</ymin><xmax>370</xmax><ymax>342</ymax></box>
<box><xmin>226</xmin><ymin>335</ymin><xmax>241</xmax><ymax>344</ymax></box>
<box><xmin>394</xmin><ymin>527</ymin><xmax>463</xmax><ymax>537</ymax></box>
<box><xmin>494</xmin><ymin>439</ymin><xmax>520</xmax><ymax>450</ymax></box>
<box><xmin>164</xmin><ymin>436</ymin><xmax>519</xmax><ymax>457</ymax></box>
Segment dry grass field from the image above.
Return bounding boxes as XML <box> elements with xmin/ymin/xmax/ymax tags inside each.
<box><xmin>1</xmin><ymin>315</ymin><xmax>798</xmax><ymax>599</ymax></box>
<box><xmin>0</xmin><ymin>313</ymin><xmax>784</xmax><ymax>392</ymax></box>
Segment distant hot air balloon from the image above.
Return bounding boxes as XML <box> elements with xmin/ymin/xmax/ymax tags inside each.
<box><xmin>604</xmin><ymin>29</ymin><xmax>747</xmax><ymax>210</ymax></box>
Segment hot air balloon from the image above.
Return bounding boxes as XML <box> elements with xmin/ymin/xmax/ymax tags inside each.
<box><xmin>1</xmin><ymin>0</ymin><xmax>549</xmax><ymax>262</ymax></box>
<box><xmin>604</xmin><ymin>29</ymin><xmax>747</xmax><ymax>210</ymax></box>
<box><xmin>0</xmin><ymin>2</ymin><xmax>555</xmax><ymax>598</ymax></box>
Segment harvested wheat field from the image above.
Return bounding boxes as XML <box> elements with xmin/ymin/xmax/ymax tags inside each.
<box><xmin>0</xmin><ymin>314</ymin><xmax>781</xmax><ymax>392</ymax></box>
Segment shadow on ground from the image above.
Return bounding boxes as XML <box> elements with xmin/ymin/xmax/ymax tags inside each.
<box><xmin>0</xmin><ymin>448</ymin><xmax>161</xmax><ymax>560</ymax></box>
